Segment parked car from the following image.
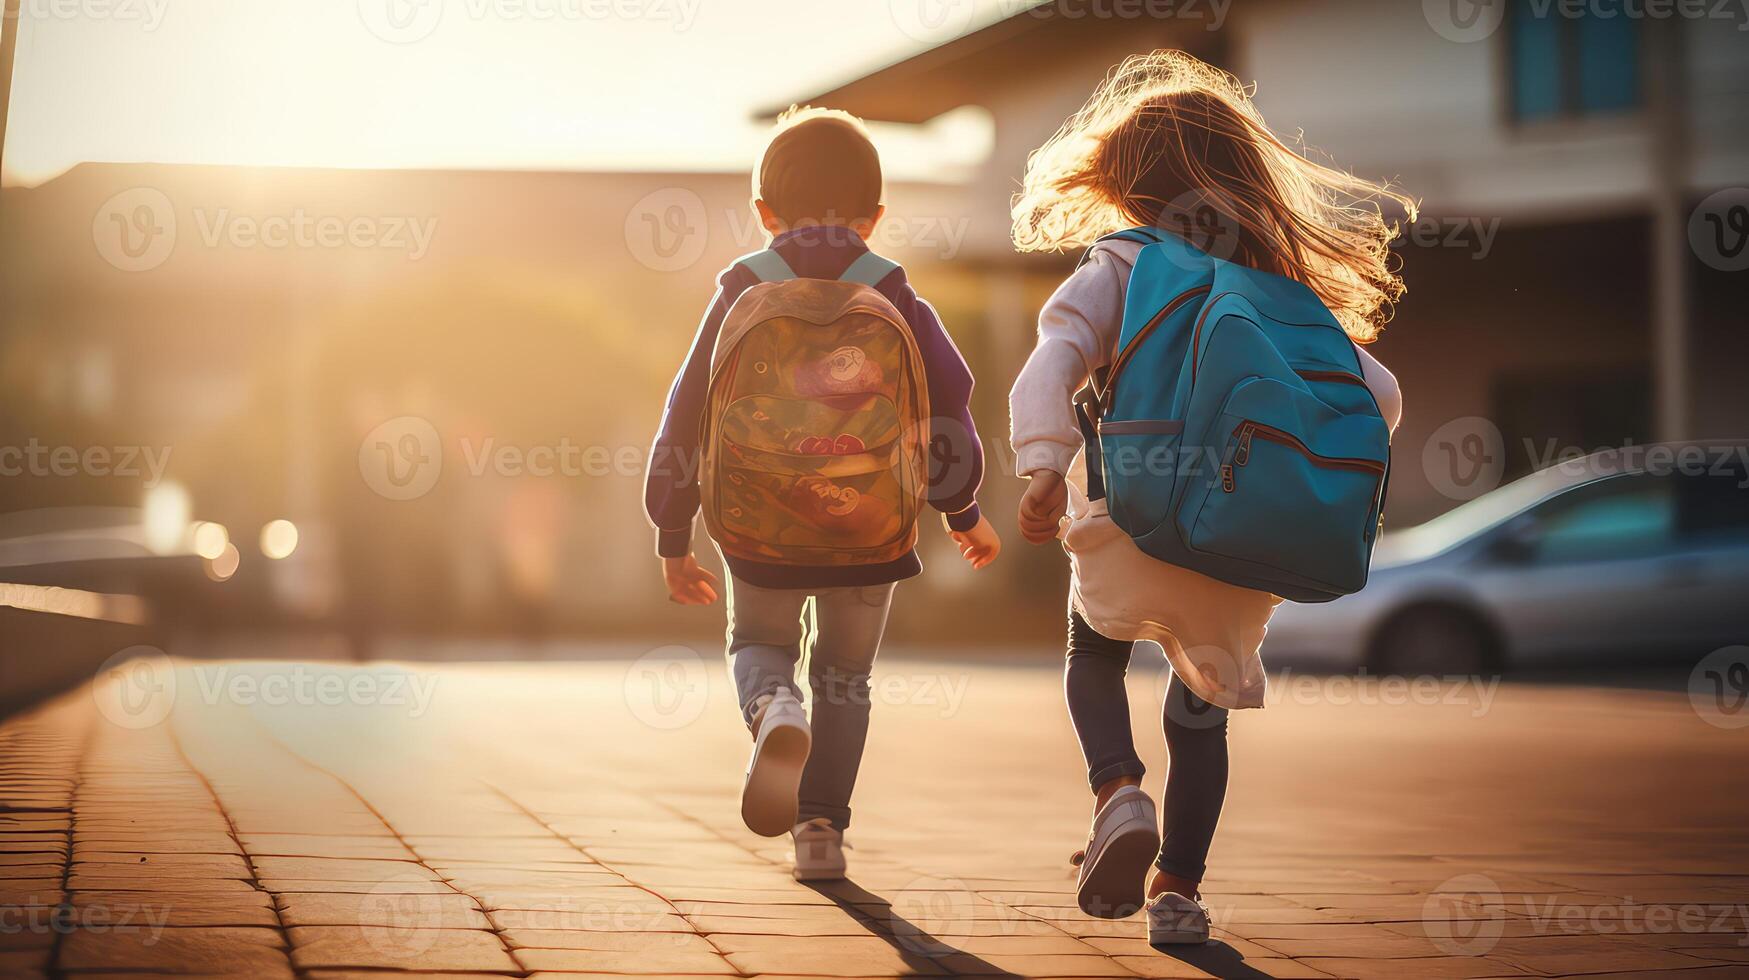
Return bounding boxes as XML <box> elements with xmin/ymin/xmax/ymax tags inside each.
<box><xmin>1263</xmin><ymin>443</ymin><xmax>1749</xmax><ymax>674</ymax></box>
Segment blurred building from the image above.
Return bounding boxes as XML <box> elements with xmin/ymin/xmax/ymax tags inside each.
<box><xmin>0</xmin><ymin>164</ymin><xmax>1024</xmax><ymax>642</ymax></box>
<box><xmin>3</xmin><ymin>0</ymin><xmax>1745</xmax><ymax>644</ymax></box>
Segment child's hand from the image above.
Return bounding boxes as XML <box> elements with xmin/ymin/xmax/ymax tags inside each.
<box><xmin>662</xmin><ymin>555</ymin><xmax>720</xmax><ymax>605</ymax></box>
<box><xmin>948</xmin><ymin>514</ymin><xmax>1001</xmax><ymax>570</ymax></box>
<box><xmin>1018</xmin><ymin>470</ymin><xmax>1068</xmax><ymax>544</ymax></box>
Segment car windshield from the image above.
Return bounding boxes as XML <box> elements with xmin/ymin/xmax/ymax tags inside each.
<box><xmin>1376</xmin><ymin>467</ymin><xmax>1585</xmax><ymax>565</ymax></box>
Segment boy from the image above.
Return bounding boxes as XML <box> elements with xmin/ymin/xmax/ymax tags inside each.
<box><xmin>644</xmin><ymin>107</ymin><xmax>999</xmax><ymax>880</ymax></box>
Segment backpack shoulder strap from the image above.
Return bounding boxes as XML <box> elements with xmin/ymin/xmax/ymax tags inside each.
<box><xmin>1076</xmin><ymin>226</ymin><xmax>1164</xmax><ymax>269</ymax></box>
<box><xmin>837</xmin><ymin>250</ymin><xmax>899</xmax><ymax>288</ymax></box>
<box><xmin>738</xmin><ymin>248</ymin><xmax>796</xmax><ymax>283</ymax></box>
<box><xmin>1101</xmin><ymin>226</ymin><xmax>1165</xmax><ymax>247</ymax></box>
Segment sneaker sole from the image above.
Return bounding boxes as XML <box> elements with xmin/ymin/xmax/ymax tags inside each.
<box><xmin>741</xmin><ymin>721</ymin><xmax>810</xmax><ymax>837</ymax></box>
<box><xmin>791</xmin><ymin>864</ymin><xmax>846</xmax><ymax>883</ymax></box>
<box><xmin>1076</xmin><ymin>820</ymin><xmax>1159</xmax><ymax>919</ymax></box>
<box><xmin>1148</xmin><ymin>928</ymin><xmax>1209</xmax><ymax>946</ymax></box>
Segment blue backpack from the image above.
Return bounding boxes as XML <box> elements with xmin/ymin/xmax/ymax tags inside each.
<box><xmin>1077</xmin><ymin>227</ymin><xmax>1391</xmax><ymax>603</ymax></box>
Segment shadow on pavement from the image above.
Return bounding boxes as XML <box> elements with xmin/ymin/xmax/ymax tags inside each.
<box><xmin>1152</xmin><ymin>938</ymin><xmax>1282</xmax><ymax>978</ymax></box>
<box><xmin>803</xmin><ymin>878</ymin><xmax>1021</xmax><ymax>979</ymax></box>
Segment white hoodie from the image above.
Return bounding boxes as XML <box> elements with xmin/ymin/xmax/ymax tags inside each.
<box><xmin>1009</xmin><ymin>239</ymin><xmax>1402</xmax><ymax>709</ymax></box>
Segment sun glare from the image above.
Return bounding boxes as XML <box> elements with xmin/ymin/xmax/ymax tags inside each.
<box><xmin>2</xmin><ymin>0</ymin><xmax>1007</xmax><ymax>186</ymax></box>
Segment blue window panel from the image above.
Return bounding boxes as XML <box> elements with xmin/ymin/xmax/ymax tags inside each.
<box><xmin>1576</xmin><ymin>12</ymin><xmax>1640</xmax><ymax>113</ymax></box>
<box><xmin>1511</xmin><ymin>0</ymin><xmax>1562</xmax><ymax>120</ymax></box>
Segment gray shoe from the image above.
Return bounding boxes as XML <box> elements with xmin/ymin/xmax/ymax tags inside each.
<box><xmin>1074</xmin><ymin>785</ymin><xmax>1160</xmax><ymax>919</ymax></box>
<box><xmin>1147</xmin><ymin>891</ymin><xmax>1211</xmax><ymax>945</ymax></box>
<box><xmin>790</xmin><ymin>817</ymin><xmax>846</xmax><ymax>881</ymax></box>
<box><xmin>741</xmin><ymin>689</ymin><xmax>811</xmax><ymax>837</ymax></box>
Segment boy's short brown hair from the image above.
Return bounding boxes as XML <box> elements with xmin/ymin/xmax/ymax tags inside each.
<box><xmin>756</xmin><ymin>107</ymin><xmax>883</xmax><ymax>226</ymax></box>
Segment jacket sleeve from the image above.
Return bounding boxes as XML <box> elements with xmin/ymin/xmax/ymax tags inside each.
<box><xmin>1355</xmin><ymin>343</ymin><xmax>1403</xmax><ymax>432</ymax></box>
<box><xmin>1008</xmin><ymin>248</ymin><xmax>1128</xmax><ymax>477</ymax></box>
<box><xmin>887</xmin><ymin>276</ymin><xmax>984</xmax><ymax>532</ymax></box>
<box><xmin>643</xmin><ymin>267</ymin><xmax>748</xmax><ymax>557</ymax></box>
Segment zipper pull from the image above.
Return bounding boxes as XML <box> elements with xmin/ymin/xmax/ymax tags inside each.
<box><xmin>1221</xmin><ymin>463</ymin><xmax>1235</xmax><ymax>493</ymax></box>
<box><xmin>1234</xmin><ymin>425</ymin><xmax>1253</xmax><ymax>467</ymax></box>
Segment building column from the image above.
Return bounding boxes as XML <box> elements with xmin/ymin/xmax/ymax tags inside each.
<box><xmin>0</xmin><ymin>0</ymin><xmax>20</xmax><ymax>179</ymax></box>
<box><xmin>1648</xmin><ymin>14</ymin><xmax>1691</xmax><ymax>443</ymax></box>
<box><xmin>985</xmin><ymin>266</ymin><xmax>1030</xmax><ymax>478</ymax></box>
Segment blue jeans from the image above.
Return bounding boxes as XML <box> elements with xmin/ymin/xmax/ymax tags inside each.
<box><xmin>726</xmin><ymin>576</ymin><xmax>896</xmax><ymax>831</ymax></box>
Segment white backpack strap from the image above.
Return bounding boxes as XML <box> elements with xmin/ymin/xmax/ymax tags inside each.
<box><xmin>838</xmin><ymin>251</ymin><xmax>898</xmax><ymax>288</ymax></box>
<box><xmin>740</xmin><ymin>248</ymin><xmax>796</xmax><ymax>282</ymax></box>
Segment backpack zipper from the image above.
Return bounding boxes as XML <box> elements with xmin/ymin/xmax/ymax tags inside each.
<box><xmin>1295</xmin><ymin>369</ymin><xmax>1367</xmax><ymax>386</ymax></box>
<box><xmin>1099</xmin><ymin>286</ymin><xmax>1210</xmax><ymax>406</ymax></box>
<box><xmin>1221</xmin><ymin>421</ymin><xmax>1386</xmax><ymax>493</ymax></box>
<box><xmin>1187</xmin><ymin>290</ymin><xmax>1235</xmax><ymax>391</ymax></box>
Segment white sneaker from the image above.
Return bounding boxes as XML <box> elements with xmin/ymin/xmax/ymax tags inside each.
<box><xmin>1146</xmin><ymin>891</ymin><xmax>1211</xmax><ymax>945</ymax></box>
<box><xmin>741</xmin><ymin>688</ymin><xmax>811</xmax><ymax>837</ymax></box>
<box><xmin>1074</xmin><ymin>785</ymin><xmax>1160</xmax><ymax>919</ymax></box>
<box><xmin>790</xmin><ymin>817</ymin><xmax>846</xmax><ymax>881</ymax></box>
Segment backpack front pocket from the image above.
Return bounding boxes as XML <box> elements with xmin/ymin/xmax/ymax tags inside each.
<box><xmin>1097</xmin><ymin>420</ymin><xmax>1187</xmax><ymax>538</ymax></box>
<box><xmin>718</xmin><ymin>393</ymin><xmax>900</xmax><ymax>458</ymax></box>
<box><xmin>1177</xmin><ymin>378</ymin><xmax>1387</xmax><ymax>595</ymax></box>
<box><xmin>710</xmin><ymin>394</ymin><xmax>914</xmax><ymax>563</ymax></box>
<box><xmin>713</xmin><ymin>447</ymin><xmax>909</xmax><ymax>562</ymax></box>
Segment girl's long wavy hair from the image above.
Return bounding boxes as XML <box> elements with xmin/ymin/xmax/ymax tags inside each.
<box><xmin>1011</xmin><ymin>51</ymin><xmax>1416</xmax><ymax>341</ymax></box>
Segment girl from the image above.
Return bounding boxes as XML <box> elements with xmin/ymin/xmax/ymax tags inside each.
<box><xmin>1006</xmin><ymin>51</ymin><xmax>1411</xmax><ymax>944</ymax></box>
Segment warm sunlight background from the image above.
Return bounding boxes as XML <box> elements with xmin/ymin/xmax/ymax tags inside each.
<box><xmin>3</xmin><ymin>0</ymin><xmax>1011</xmax><ymax>186</ymax></box>
<box><xmin>3</xmin><ymin>0</ymin><xmax>1743</xmax><ymax>711</ymax></box>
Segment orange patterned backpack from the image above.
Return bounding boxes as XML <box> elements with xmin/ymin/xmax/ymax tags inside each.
<box><xmin>700</xmin><ymin>250</ymin><xmax>930</xmax><ymax>566</ymax></box>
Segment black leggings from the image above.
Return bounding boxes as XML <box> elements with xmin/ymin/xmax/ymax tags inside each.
<box><xmin>1065</xmin><ymin>609</ymin><xmax>1228</xmax><ymax>882</ymax></box>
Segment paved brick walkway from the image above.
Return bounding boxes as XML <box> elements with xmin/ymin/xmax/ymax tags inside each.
<box><xmin>1</xmin><ymin>652</ymin><xmax>1746</xmax><ymax>978</ymax></box>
